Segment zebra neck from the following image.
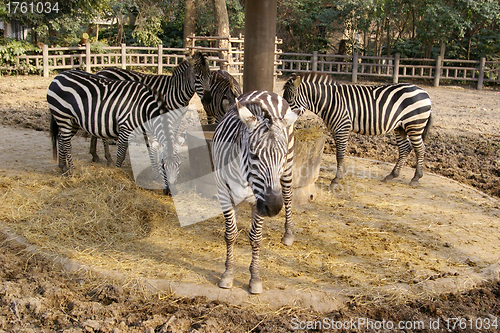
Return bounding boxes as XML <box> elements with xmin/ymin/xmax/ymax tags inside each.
<box><xmin>305</xmin><ymin>81</ymin><xmax>337</xmax><ymax>118</ymax></box>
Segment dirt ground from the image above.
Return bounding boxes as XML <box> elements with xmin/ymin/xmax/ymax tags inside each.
<box><xmin>0</xmin><ymin>75</ymin><xmax>500</xmax><ymax>332</ymax></box>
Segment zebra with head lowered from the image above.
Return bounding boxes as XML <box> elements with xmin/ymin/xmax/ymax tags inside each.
<box><xmin>283</xmin><ymin>72</ymin><xmax>433</xmax><ymax>187</ymax></box>
<box><xmin>202</xmin><ymin>70</ymin><xmax>242</xmax><ymax>124</ymax></box>
<box><xmin>47</xmin><ymin>69</ymin><xmax>179</xmax><ymax>195</ymax></box>
<box><xmin>90</xmin><ymin>52</ymin><xmax>211</xmax><ymax>164</ymax></box>
<box><xmin>213</xmin><ymin>91</ymin><xmax>299</xmax><ymax>294</ymax></box>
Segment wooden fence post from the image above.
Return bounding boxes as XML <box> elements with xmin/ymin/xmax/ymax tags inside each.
<box><xmin>434</xmin><ymin>55</ymin><xmax>442</xmax><ymax>87</ymax></box>
<box><xmin>158</xmin><ymin>44</ymin><xmax>163</xmax><ymax>74</ymax></box>
<box><xmin>42</xmin><ymin>44</ymin><xmax>49</xmax><ymax>78</ymax></box>
<box><xmin>312</xmin><ymin>51</ymin><xmax>318</xmax><ymax>72</ymax></box>
<box><xmin>352</xmin><ymin>52</ymin><xmax>359</xmax><ymax>83</ymax></box>
<box><xmin>393</xmin><ymin>53</ymin><xmax>400</xmax><ymax>84</ymax></box>
<box><xmin>85</xmin><ymin>43</ymin><xmax>91</xmax><ymax>73</ymax></box>
<box><xmin>477</xmin><ymin>57</ymin><xmax>486</xmax><ymax>90</ymax></box>
<box><xmin>121</xmin><ymin>44</ymin><xmax>127</xmax><ymax>69</ymax></box>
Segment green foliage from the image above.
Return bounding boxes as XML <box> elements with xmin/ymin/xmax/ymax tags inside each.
<box><xmin>277</xmin><ymin>0</ymin><xmax>336</xmax><ymax>53</ymax></box>
<box><xmin>133</xmin><ymin>15</ymin><xmax>163</xmax><ymax>47</ymax></box>
<box><xmin>158</xmin><ymin>2</ymin><xmax>185</xmax><ymax>48</ymax></box>
<box><xmin>195</xmin><ymin>0</ymin><xmax>244</xmax><ymax>36</ymax></box>
<box><xmin>0</xmin><ymin>39</ymin><xmax>41</xmax><ymax>74</ymax></box>
<box><xmin>1</xmin><ymin>0</ymin><xmax>499</xmax><ymax>61</ymax></box>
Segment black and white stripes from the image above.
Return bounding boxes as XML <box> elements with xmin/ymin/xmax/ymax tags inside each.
<box><xmin>47</xmin><ymin>69</ymin><xmax>178</xmax><ymax>194</ymax></box>
<box><xmin>202</xmin><ymin>70</ymin><xmax>242</xmax><ymax>124</ymax></box>
<box><xmin>96</xmin><ymin>52</ymin><xmax>211</xmax><ymax>111</ymax></box>
<box><xmin>284</xmin><ymin>72</ymin><xmax>433</xmax><ymax>186</ymax></box>
<box><xmin>90</xmin><ymin>52</ymin><xmax>211</xmax><ymax>164</ymax></box>
<box><xmin>213</xmin><ymin>90</ymin><xmax>299</xmax><ymax>294</ymax></box>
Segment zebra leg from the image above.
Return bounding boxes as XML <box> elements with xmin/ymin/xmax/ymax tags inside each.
<box><xmin>103</xmin><ymin>139</ymin><xmax>113</xmax><ymax>166</ymax></box>
<box><xmin>281</xmin><ymin>185</ymin><xmax>294</xmax><ymax>246</ymax></box>
<box><xmin>115</xmin><ymin>131</ymin><xmax>129</xmax><ymax>168</ymax></box>
<box><xmin>144</xmin><ymin>133</ymin><xmax>161</xmax><ymax>181</ymax></box>
<box><xmin>57</xmin><ymin>133</ymin><xmax>69</xmax><ymax>174</ymax></box>
<box><xmin>248</xmin><ymin>205</ymin><xmax>265</xmax><ymax>294</ymax></box>
<box><xmin>280</xmin><ymin>147</ymin><xmax>294</xmax><ymax>246</ymax></box>
<box><xmin>330</xmin><ymin>130</ymin><xmax>349</xmax><ymax>187</ymax></box>
<box><xmin>383</xmin><ymin>127</ymin><xmax>412</xmax><ymax>183</ymax></box>
<box><xmin>219</xmin><ymin>206</ymin><xmax>238</xmax><ymax>289</ymax></box>
<box><xmin>58</xmin><ymin>125</ymin><xmax>78</xmax><ymax>175</ymax></box>
<box><xmin>408</xmin><ymin>134</ymin><xmax>425</xmax><ymax>186</ymax></box>
<box><xmin>89</xmin><ymin>136</ymin><xmax>100</xmax><ymax>162</ymax></box>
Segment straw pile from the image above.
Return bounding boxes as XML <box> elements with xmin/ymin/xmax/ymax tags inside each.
<box><xmin>0</xmin><ymin>164</ymin><xmax>176</xmax><ymax>255</ymax></box>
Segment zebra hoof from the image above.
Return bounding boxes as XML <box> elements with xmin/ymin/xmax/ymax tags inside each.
<box><xmin>91</xmin><ymin>156</ymin><xmax>100</xmax><ymax>163</ymax></box>
<box><xmin>249</xmin><ymin>278</ymin><xmax>263</xmax><ymax>294</ymax></box>
<box><xmin>409</xmin><ymin>179</ymin><xmax>419</xmax><ymax>186</ymax></box>
<box><xmin>281</xmin><ymin>234</ymin><xmax>294</xmax><ymax>246</ymax></box>
<box><xmin>218</xmin><ymin>274</ymin><xmax>234</xmax><ymax>289</ymax></box>
<box><xmin>330</xmin><ymin>178</ymin><xmax>340</xmax><ymax>186</ymax></box>
<box><xmin>382</xmin><ymin>174</ymin><xmax>394</xmax><ymax>182</ymax></box>
<box><xmin>61</xmin><ymin>168</ymin><xmax>72</xmax><ymax>177</ymax></box>
<box><xmin>329</xmin><ymin>179</ymin><xmax>340</xmax><ymax>190</ymax></box>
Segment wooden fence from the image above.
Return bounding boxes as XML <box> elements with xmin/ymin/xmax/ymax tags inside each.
<box><xmin>278</xmin><ymin>51</ymin><xmax>500</xmax><ymax>90</ymax></box>
<box><xmin>12</xmin><ymin>40</ymin><xmax>500</xmax><ymax>90</ymax></box>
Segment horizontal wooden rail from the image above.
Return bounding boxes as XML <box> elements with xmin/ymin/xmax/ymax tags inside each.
<box><xmin>10</xmin><ymin>39</ymin><xmax>499</xmax><ymax>90</ymax></box>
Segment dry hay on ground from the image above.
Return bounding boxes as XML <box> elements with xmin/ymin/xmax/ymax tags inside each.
<box><xmin>1</xmin><ymin>156</ymin><xmax>499</xmax><ymax>305</ymax></box>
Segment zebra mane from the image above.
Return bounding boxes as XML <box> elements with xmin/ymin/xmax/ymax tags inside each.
<box><xmin>172</xmin><ymin>60</ymin><xmax>191</xmax><ymax>76</ymax></box>
<box><xmin>297</xmin><ymin>72</ymin><xmax>335</xmax><ymax>85</ymax></box>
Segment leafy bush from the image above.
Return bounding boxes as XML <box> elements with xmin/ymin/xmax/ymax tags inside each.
<box><xmin>0</xmin><ymin>39</ymin><xmax>41</xmax><ymax>74</ymax></box>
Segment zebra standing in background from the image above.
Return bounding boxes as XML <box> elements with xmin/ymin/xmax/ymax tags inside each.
<box><xmin>202</xmin><ymin>70</ymin><xmax>242</xmax><ymax>124</ymax></box>
<box><xmin>90</xmin><ymin>52</ymin><xmax>211</xmax><ymax>164</ymax></box>
<box><xmin>283</xmin><ymin>72</ymin><xmax>433</xmax><ymax>186</ymax></box>
<box><xmin>47</xmin><ymin>69</ymin><xmax>180</xmax><ymax>195</ymax></box>
<box><xmin>213</xmin><ymin>91</ymin><xmax>299</xmax><ymax>294</ymax></box>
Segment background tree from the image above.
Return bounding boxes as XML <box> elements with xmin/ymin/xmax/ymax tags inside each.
<box><xmin>184</xmin><ymin>0</ymin><xmax>196</xmax><ymax>47</ymax></box>
<box><xmin>214</xmin><ymin>0</ymin><xmax>230</xmax><ymax>65</ymax></box>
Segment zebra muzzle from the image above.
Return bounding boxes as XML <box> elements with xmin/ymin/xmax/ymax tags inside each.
<box><xmin>256</xmin><ymin>187</ymin><xmax>283</xmax><ymax>217</ymax></box>
<box><xmin>163</xmin><ymin>183</ymin><xmax>178</xmax><ymax>196</ymax></box>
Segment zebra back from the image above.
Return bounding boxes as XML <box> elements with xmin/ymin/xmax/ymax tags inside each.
<box><xmin>96</xmin><ymin>52</ymin><xmax>211</xmax><ymax>112</ymax></box>
<box><xmin>202</xmin><ymin>70</ymin><xmax>242</xmax><ymax>124</ymax></box>
<box><xmin>284</xmin><ymin>72</ymin><xmax>432</xmax><ymax>136</ymax></box>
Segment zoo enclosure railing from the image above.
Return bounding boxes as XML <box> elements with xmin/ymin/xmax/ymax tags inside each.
<box><xmin>279</xmin><ymin>51</ymin><xmax>500</xmax><ymax>90</ymax></box>
<box><xmin>12</xmin><ymin>39</ymin><xmax>500</xmax><ymax>90</ymax></box>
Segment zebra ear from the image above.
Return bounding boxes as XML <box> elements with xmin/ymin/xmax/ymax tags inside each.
<box><xmin>294</xmin><ymin>75</ymin><xmax>301</xmax><ymax>88</ymax></box>
<box><xmin>229</xmin><ymin>76</ymin><xmax>240</xmax><ymax>97</ymax></box>
<box><xmin>222</xmin><ymin>98</ymin><xmax>231</xmax><ymax>112</ymax></box>
<box><xmin>187</xmin><ymin>56</ymin><xmax>196</xmax><ymax>66</ymax></box>
<box><xmin>282</xmin><ymin>108</ymin><xmax>299</xmax><ymax>128</ymax></box>
<box><xmin>237</xmin><ymin>99</ymin><xmax>256</xmax><ymax>127</ymax></box>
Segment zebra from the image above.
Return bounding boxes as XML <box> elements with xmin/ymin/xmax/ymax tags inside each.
<box><xmin>90</xmin><ymin>52</ymin><xmax>211</xmax><ymax>164</ymax></box>
<box><xmin>47</xmin><ymin>69</ymin><xmax>180</xmax><ymax>195</ymax></box>
<box><xmin>202</xmin><ymin>70</ymin><xmax>242</xmax><ymax>124</ymax></box>
<box><xmin>283</xmin><ymin>72</ymin><xmax>433</xmax><ymax>187</ymax></box>
<box><xmin>213</xmin><ymin>91</ymin><xmax>299</xmax><ymax>294</ymax></box>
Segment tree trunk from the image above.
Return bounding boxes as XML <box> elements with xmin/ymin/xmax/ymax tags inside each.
<box><xmin>386</xmin><ymin>18</ymin><xmax>391</xmax><ymax>57</ymax></box>
<box><xmin>116</xmin><ymin>14</ymin><xmax>124</xmax><ymax>46</ymax></box>
<box><xmin>184</xmin><ymin>0</ymin><xmax>196</xmax><ymax>48</ymax></box>
<box><xmin>439</xmin><ymin>41</ymin><xmax>446</xmax><ymax>58</ymax></box>
<box><xmin>214</xmin><ymin>0</ymin><xmax>230</xmax><ymax>69</ymax></box>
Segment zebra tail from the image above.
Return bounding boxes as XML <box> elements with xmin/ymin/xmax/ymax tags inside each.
<box><xmin>49</xmin><ymin>115</ymin><xmax>58</xmax><ymax>161</ymax></box>
<box><xmin>422</xmin><ymin>113</ymin><xmax>433</xmax><ymax>142</ymax></box>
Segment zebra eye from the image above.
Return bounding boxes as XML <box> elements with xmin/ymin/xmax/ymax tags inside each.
<box><xmin>249</xmin><ymin>152</ymin><xmax>259</xmax><ymax>160</ymax></box>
